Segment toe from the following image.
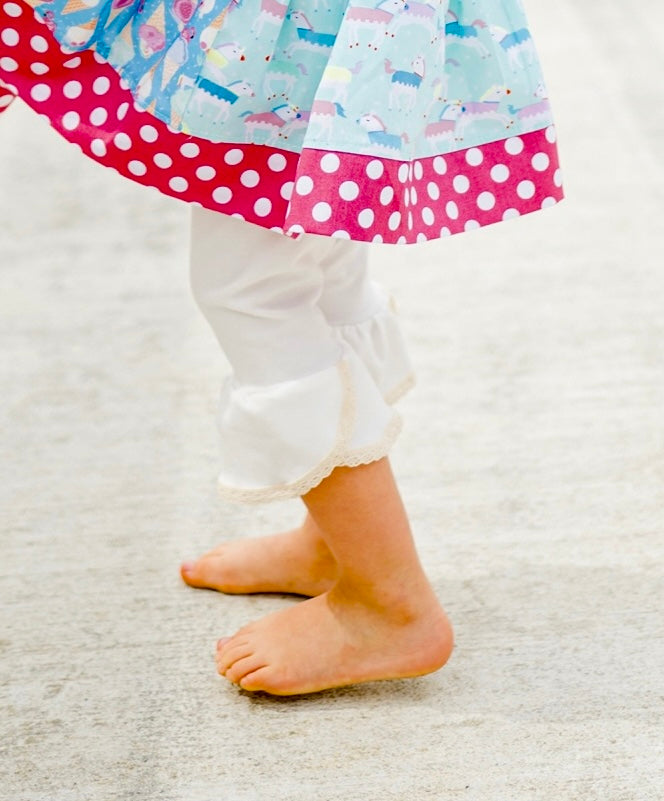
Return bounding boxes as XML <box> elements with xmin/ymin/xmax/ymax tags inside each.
<box><xmin>215</xmin><ymin>637</ymin><xmax>254</xmax><ymax>675</ymax></box>
<box><xmin>237</xmin><ymin>667</ymin><xmax>269</xmax><ymax>692</ymax></box>
<box><xmin>180</xmin><ymin>558</ymin><xmax>206</xmax><ymax>587</ymax></box>
<box><xmin>181</xmin><ymin>550</ymin><xmax>229</xmax><ymax>590</ymax></box>
<box><xmin>225</xmin><ymin>655</ymin><xmax>269</xmax><ymax>685</ymax></box>
<box><xmin>238</xmin><ymin>666</ymin><xmax>285</xmax><ymax>694</ymax></box>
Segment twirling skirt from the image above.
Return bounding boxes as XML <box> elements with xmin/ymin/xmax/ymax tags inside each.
<box><xmin>0</xmin><ymin>0</ymin><xmax>563</xmax><ymax>244</ymax></box>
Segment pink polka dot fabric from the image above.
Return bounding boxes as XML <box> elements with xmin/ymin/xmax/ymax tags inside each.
<box><xmin>0</xmin><ymin>0</ymin><xmax>563</xmax><ymax>244</ymax></box>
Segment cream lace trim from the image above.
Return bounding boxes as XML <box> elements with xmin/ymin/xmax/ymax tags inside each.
<box><xmin>385</xmin><ymin>373</ymin><xmax>416</xmax><ymax>406</ymax></box>
<box><xmin>216</xmin><ymin>359</ymin><xmax>403</xmax><ymax>504</ymax></box>
<box><xmin>333</xmin><ymin>290</ymin><xmax>416</xmax><ymax>406</ymax></box>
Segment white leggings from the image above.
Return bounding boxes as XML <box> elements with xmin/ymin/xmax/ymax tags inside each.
<box><xmin>189</xmin><ymin>208</ymin><xmax>415</xmax><ymax>502</ymax></box>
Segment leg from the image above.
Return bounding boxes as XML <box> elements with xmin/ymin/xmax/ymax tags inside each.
<box><xmin>182</xmin><ymin>209</ymin><xmax>344</xmax><ymax>596</ymax></box>
<box><xmin>181</xmin><ymin>210</ymin><xmax>401</xmax><ymax>596</ymax></box>
<box><xmin>216</xmin><ymin>457</ymin><xmax>453</xmax><ymax>695</ymax></box>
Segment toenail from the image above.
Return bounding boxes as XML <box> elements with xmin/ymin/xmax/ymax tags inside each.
<box><xmin>181</xmin><ymin>562</ymin><xmax>194</xmax><ymax>573</ymax></box>
<box><xmin>217</xmin><ymin>637</ymin><xmax>231</xmax><ymax>650</ymax></box>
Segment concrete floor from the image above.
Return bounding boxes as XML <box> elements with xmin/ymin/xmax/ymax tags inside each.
<box><xmin>1</xmin><ymin>2</ymin><xmax>663</xmax><ymax>799</ymax></box>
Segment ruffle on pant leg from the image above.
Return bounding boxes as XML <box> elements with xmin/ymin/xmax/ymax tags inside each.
<box><xmin>215</xmin><ymin>344</ymin><xmax>402</xmax><ymax>503</ymax></box>
<box><xmin>332</xmin><ymin>285</ymin><xmax>416</xmax><ymax>406</ymax></box>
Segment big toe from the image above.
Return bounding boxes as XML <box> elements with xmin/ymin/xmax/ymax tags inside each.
<box><xmin>180</xmin><ymin>556</ymin><xmax>217</xmax><ymax>588</ymax></box>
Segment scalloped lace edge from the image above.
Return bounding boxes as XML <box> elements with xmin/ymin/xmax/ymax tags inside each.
<box><xmin>216</xmin><ymin>358</ymin><xmax>403</xmax><ymax>504</ymax></box>
<box><xmin>332</xmin><ymin>290</ymin><xmax>416</xmax><ymax>406</ymax></box>
<box><xmin>385</xmin><ymin>373</ymin><xmax>416</xmax><ymax>405</ymax></box>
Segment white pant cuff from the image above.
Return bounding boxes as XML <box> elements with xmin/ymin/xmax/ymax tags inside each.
<box><xmin>215</xmin><ymin>345</ymin><xmax>403</xmax><ymax>503</ymax></box>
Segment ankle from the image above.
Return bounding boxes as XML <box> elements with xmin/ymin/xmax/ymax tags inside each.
<box><xmin>330</xmin><ymin>573</ymin><xmax>441</xmax><ymax>623</ymax></box>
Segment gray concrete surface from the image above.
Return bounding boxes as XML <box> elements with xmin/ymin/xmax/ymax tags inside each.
<box><xmin>1</xmin><ymin>2</ymin><xmax>663</xmax><ymax>799</ymax></box>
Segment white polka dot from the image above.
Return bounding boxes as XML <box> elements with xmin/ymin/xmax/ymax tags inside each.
<box><xmin>288</xmin><ymin>224</ymin><xmax>305</xmax><ymax>236</ymax></box>
<box><xmin>0</xmin><ymin>57</ymin><xmax>18</xmax><ymax>71</ymax></box>
<box><xmin>466</xmin><ymin>147</ymin><xmax>483</xmax><ymax>166</ymax></box>
<box><xmin>388</xmin><ymin>211</ymin><xmax>401</xmax><ymax>231</ymax></box>
<box><xmin>320</xmin><ymin>153</ymin><xmax>340</xmax><ymax>173</ymax></box>
<box><xmin>413</xmin><ymin>161</ymin><xmax>423</xmax><ymax>180</ymax></box>
<box><xmin>421</xmin><ymin>207</ymin><xmax>434</xmax><ymax>226</ymax></box>
<box><xmin>116</xmin><ymin>102</ymin><xmax>129</xmax><ymax>120</ymax></box>
<box><xmin>296</xmin><ymin>175</ymin><xmax>314</xmax><ymax>195</ymax></box>
<box><xmin>195</xmin><ymin>165</ymin><xmax>216</xmax><ymax>181</ymax></box>
<box><xmin>63</xmin><ymin>80</ymin><xmax>82</xmax><ymax>99</ymax></box>
<box><xmin>440</xmin><ymin>226</ymin><xmax>451</xmax><ymax>237</ymax></box>
<box><xmin>231</xmin><ymin>213</ymin><xmax>245</xmax><ymax>221</ymax></box>
<box><xmin>433</xmin><ymin>155</ymin><xmax>447</xmax><ymax>175</ymax></box>
<box><xmin>372</xmin><ymin>234</ymin><xmax>384</xmax><ymax>244</ymax></box>
<box><xmin>268</xmin><ymin>153</ymin><xmax>287</xmax><ymax>172</ymax></box>
<box><xmin>153</xmin><ymin>152</ymin><xmax>172</xmax><ymax>169</ymax></box>
<box><xmin>0</xmin><ymin>95</ymin><xmax>13</xmax><ymax>110</ymax></box>
<box><xmin>505</xmin><ymin>136</ymin><xmax>524</xmax><ymax>155</ymax></box>
<box><xmin>541</xmin><ymin>196</ymin><xmax>556</xmax><ymax>209</ymax></box>
<box><xmin>180</xmin><ymin>142</ymin><xmax>200</xmax><ymax>158</ymax></box>
<box><xmin>397</xmin><ymin>236</ymin><xmax>407</xmax><ymax>245</ymax></box>
<box><xmin>465</xmin><ymin>220</ymin><xmax>480</xmax><ymax>231</ymax></box>
<box><xmin>280</xmin><ymin>181</ymin><xmax>294</xmax><ymax>200</ymax></box>
<box><xmin>503</xmin><ymin>208</ymin><xmax>520</xmax><ymax>220</ymax></box>
<box><xmin>427</xmin><ymin>182</ymin><xmax>440</xmax><ymax>201</ymax></box>
<box><xmin>128</xmin><ymin>160</ymin><xmax>147</xmax><ymax>177</ymax></box>
<box><xmin>3</xmin><ymin>3</ymin><xmax>22</xmax><ymax>17</ymax></box>
<box><xmin>92</xmin><ymin>76</ymin><xmax>110</xmax><ymax>95</ymax></box>
<box><xmin>312</xmin><ymin>202</ymin><xmax>332</xmax><ymax>222</ymax></box>
<box><xmin>477</xmin><ymin>191</ymin><xmax>495</xmax><ymax>211</ymax></box>
<box><xmin>332</xmin><ymin>230</ymin><xmax>351</xmax><ymax>240</ymax></box>
<box><xmin>1</xmin><ymin>28</ymin><xmax>18</xmax><ymax>46</ymax></box>
<box><xmin>402</xmin><ymin>189</ymin><xmax>409</xmax><ymax>208</ymax></box>
<box><xmin>61</xmin><ymin>111</ymin><xmax>80</xmax><ymax>131</ymax></box>
<box><xmin>490</xmin><ymin>164</ymin><xmax>510</xmax><ymax>183</ymax></box>
<box><xmin>453</xmin><ymin>175</ymin><xmax>470</xmax><ymax>194</ymax></box>
<box><xmin>407</xmin><ymin>212</ymin><xmax>413</xmax><ymax>230</ymax></box>
<box><xmin>417</xmin><ymin>233</ymin><xmax>427</xmax><ymax>243</ymax></box>
<box><xmin>553</xmin><ymin>168</ymin><xmax>563</xmax><ymax>187</ymax></box>
<box><xmin>366</xmin><ymin>159</ymin><xmax>384</xmax><ymax>180</ymax></box>
<box><xmin>31</xmin><ymin>34</ymin><xmax>49</xmax><ymax>52</ymax></box>
<box><xmin>532</xmin><ymin>152</ymin><xmax>550</xmax><ymax>172</ymax></box>
<box><xmin>30</xmin><ymin>83</ymin><xmax>50</xmax><ymax>102</ymax></box>
<box><xmin>358</xmin><ymin>208</ymin><xmax>374</xmax><ymax>229</ymax></box>
<box><xmin>139</xmin><ymin>124</ymin><xmax>158</xmax><ymax>143</ymax></box>
<box><xmin>339</xmin><ymin>180</ymin><xmax>359</xmax><ymax>201</ymax></box>
<box><xmin>63</xmin><ymin>56</ymin><xmax>81</xmax><ymax>69</ymax></box>
<box><xmin>30</xmin><ymin>62</ymin><xmax>48</xmax><ymax>75</ymax></box>
<box><xmin>445</xmin><ymin>201</ymin><xmax>459</xmax><ymax>220</ymax></box>
<box><xmin>254</xmin><ymin>197</ymin><xmax>272</xmax><ymax>217</ymax></box>
<box><xmin>408</xmin><ymin>164</ymin><xmax>414</xmax><ymax>182</ymax></box>
<box><xmin>545</xmin><ymin>125</ymin><xmax>557</xmax><ymax>143</ymax></box>
<box><xmin>113</xmin><ymin>132</ymin><xmax>132</xmax><ymax>151</ymax></box>
<box><xmin>212</xmin><ymin>186</ymin><xmax>232</xmax><ymax>204</ymax></box>
<box><xmin>90</xmin><ymin>138</ymin><xmax>107</xmax><ymax>157</ymax></box>
<box><xmin>517</xmin><ymin>180</ymin><xmax>535</xmax><ymax>199</ymax></box>
<box><xmin>93</xmin><ymin>52</ymin><xmax>107</xmax><ymax>65</ymax></box>
<box><xmin>169</xmin><ymin>177</ymin><xmax>188</xmax><ymax>193</ymax></box>
<box><xmin>397</xmin><ymin>163</ymin><xmax>409</xmax><ymax>183</ymax></box>
<box><xmin>240</xmin><ymin>169</ymin><xmax>259</xmax><ymax>188</ymax></box>
<box><xmin>380</xmin><ymin>186</ymin><xmax>394</xmax><ymax>206</ymax></box>
<box><xmin>224</xmin><ymin>148</ymin><xmax>244</xmax><ymax>165</ymax></box>
<box><xmin>408</xmin><ymin>187</ymin><xmax>417</xmax><ymax>206</ymax></box>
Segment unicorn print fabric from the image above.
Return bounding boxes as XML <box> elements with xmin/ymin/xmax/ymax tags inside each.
<box><xmin>0</xmin><ymin>0</ymin><xmax>563</xmax><ymax>243</ymax></box>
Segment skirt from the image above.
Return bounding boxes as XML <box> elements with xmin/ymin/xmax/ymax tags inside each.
<box><xmin>0</xmin><ymin>0</ymin><xmax>563</xmax><ymax>244</ymax></box>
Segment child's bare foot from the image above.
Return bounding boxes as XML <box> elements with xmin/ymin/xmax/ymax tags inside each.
<box><xmin>180</xmin><ymin>514</ymin><xmax>338</xmax><ymax>596</ymax></box>
<box><xmin>215</xmin><ymin>581</ymin><xmax>454</xmax><ymax>695</ymax></box>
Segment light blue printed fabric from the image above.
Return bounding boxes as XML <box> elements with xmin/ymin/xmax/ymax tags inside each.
<box><xmin>35</xmin><ymin>0</ymin><xmax>554</xmax><ymax>159</ymax></box>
